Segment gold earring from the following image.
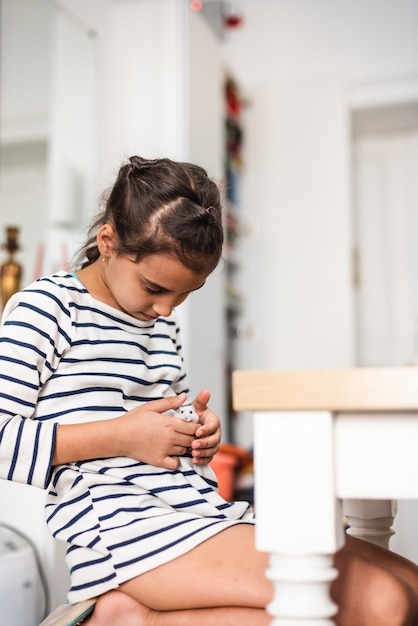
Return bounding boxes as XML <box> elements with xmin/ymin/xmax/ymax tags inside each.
<box><xmin>102</xmin><ymin>256</ymin><xmax>106</xmax><ymax>263</ymax></box>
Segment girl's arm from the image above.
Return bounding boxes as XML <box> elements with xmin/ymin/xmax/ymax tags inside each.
<box><xmin>0</xmin><ymin>281</ymin><xmax>73</xmax><ymax>488</ymax></box>
<box><xmin>0</xmin><ymin>280</ymin><xmax>221</xmax><ymax>487</ymax></box>
<box><xmin>0</xmin><ymin>413</ymin><xmax>58</xmax><ymax>488</ymax></box>
<box><xmin>52</xmin><ymin>394</ymin><xmax>199</xmax><ymax>470</ymax></box>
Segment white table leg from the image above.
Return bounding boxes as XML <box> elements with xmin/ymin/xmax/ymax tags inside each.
<box><xmin>254</xmin><ymin>411</ymin><xmax>344</xmax><ymax>624</ymax></box>
<box><xmin>343</xmin><ymin>499</ymin><xmax>396</xmax><ymax>549</ymax></box>
<box><xmin>266</xmin><ymin>553</ymin><xmax>338</xmax><ymax>625</ymax></box>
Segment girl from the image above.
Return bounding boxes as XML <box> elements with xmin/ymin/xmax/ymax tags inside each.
<box><xmin>0</xmin><ymin>156</ymin><xmax>417</xmax><ymax>626</ymax></box>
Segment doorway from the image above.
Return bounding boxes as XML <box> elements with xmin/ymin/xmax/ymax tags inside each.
<box><xmin>352</xmin><ymin>101</ymin><xmax>418</xmax><ymax>367</ymax></box>
<box><xmin>352</xmin><ymin>99</ymin><xmax>418</xmax><ymax>565</ymax></box>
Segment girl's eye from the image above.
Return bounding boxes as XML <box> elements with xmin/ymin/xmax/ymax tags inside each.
<box><xmin>145</xmin><ymin>285</ymin><xmax>163</xmax><ymax>295</ymax></box>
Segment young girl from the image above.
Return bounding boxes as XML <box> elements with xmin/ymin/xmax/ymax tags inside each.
<box><xmin>0</xmin><ymin>156</ymin><xmax>417</xmax><ymax>626</ymax></box>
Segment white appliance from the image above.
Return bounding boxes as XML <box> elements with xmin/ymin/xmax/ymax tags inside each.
<box><xmin>0</xmin><ymin>525</ymin><xmax>40</xmax><ymax>626</ymax></box>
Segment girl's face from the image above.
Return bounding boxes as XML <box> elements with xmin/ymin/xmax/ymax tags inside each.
<box><xmin>88</xmin><ymin>250</ymin><xmax>208</xmax><ymax>321</ymax></box>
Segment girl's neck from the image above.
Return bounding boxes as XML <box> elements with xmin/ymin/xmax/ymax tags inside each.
<box><xmin>76</xmin><ymin>261</ymin><xmax>120</xmax><ymax>310</ymax></box>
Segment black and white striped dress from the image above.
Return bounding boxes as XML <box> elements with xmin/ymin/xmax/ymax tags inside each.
<box><xmin>0</xmin><ymin>273</ymin><xmax>254</xmax><ymax>603</ymax></box>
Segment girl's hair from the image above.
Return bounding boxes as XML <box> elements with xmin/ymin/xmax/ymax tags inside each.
<box><xmin>74</xmin><ymin>156</ymin><xmax>224</xmax><ymax>274</ymax></box>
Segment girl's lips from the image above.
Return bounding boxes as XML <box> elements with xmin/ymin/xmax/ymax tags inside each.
<box><xmin>141</xmin><ymin>312</ymin><xmax>158</xmax><ymax>320</ymax></box>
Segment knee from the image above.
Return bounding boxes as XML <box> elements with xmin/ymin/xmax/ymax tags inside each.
<box><xmin>377</xmin><ymin>573</ymin><xmax>417</xmax><ymax>626</ymax></box>
<box><xmin>332</xmin><ymin>554</ymin><xmax>417</xmax><ymax>626</ymax></box>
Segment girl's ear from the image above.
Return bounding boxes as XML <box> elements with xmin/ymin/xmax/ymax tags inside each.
<box><xmin>97</xmin><ymin>223</ymin><xmax>117</xmax><ymax>257</ymax></box>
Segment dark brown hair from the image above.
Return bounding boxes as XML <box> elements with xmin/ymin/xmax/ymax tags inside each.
<box><xmin>75</xmin><ymin>156</ymin><xmax>224</xmax><ymax>274</ymax></box>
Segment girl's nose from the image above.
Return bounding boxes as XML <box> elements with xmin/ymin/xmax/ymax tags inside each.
<box><xmin>153</xmin><ymin>297</ymin><xmax>175</xmax><ymax>318</ymax></box>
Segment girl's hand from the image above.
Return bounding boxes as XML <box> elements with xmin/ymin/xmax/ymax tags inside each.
<box><xmin>190</xmin><ymin>389</ymin><xmax>221</xmax><ymax>465</ymax></box>
<box><xmin>112</xmin><ymin>393</ymin><xmax>199</xmax><ymax>470</ymax></box>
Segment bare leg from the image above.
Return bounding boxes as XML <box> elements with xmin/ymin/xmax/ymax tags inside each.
<box><xmin>83</xmin><ymin>526</ymin><xmax>418</xmax><ymax>626</ymax></box>
<box><xmin>344</xmin><ymin>534</ymin><xmax>418</xmax><ymax>599</ymax></box>
<box><xmin>333</xmin><ymin>535</ymin><xmax>418</xmax><ymax>626</ymax></box>
<box><xmin>87</xmin><ymin>591</ymin><xmax>271</xmax><ymax>626</ymax></box>
<box><xmin>120</xmin><ymin>525</ymin><xmax>270</xmax><ymax>611</ymax></box>
<box><xmin>86</xmin><ymin>524</ymin><xmax>271</xmax><ymax>626</ymax></box>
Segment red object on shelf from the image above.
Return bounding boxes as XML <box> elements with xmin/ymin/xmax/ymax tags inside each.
<box><xmin>225</xmin><ymin>77</ymin><xmax>241</xmax><ymax>118</ymax></box>
<box><xmin>224</xmin><ymin>14</ymin><xmax>243</xmax><ymax>28</ymax></box>
<box><xmin>189</xmin><ymin>0</ymin><xmax>202</xmax><ymax>11</ymax></box>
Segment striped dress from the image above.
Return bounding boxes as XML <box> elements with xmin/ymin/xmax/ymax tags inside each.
<box><xmin>0</xmin><ymin>272</ymin><xmax>254</xmax><ymax>603</ymax></box>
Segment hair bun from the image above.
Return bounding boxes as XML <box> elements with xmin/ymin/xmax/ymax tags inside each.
<box><xmin>128</xmin><ymin>156</ymin><xmax>157</xmax><ymax>178</ymax></box>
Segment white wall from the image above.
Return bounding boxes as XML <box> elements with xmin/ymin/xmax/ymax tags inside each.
<box><xmin>220</xmin><ymin>0</ymin><xmax>418</xmax><ymax>444</ymax></box>
<box><xmin>58</xmin><ymin>0</ymin><xmax>188</xmax><ymax>183</ymax></box>
<box><xmin>224</xmin><ymin>0</ymin><xmax>418</xmax><ymax>83</ymax></box>
<box><xmin>234</xmin><ymin>78</ymin><xmax>353</xmax><ymax>372</ymax></box>
<box><xmin>0</xmin><ymin>0</ymin><xmax>52</xmax><ymax>142</ymax></box>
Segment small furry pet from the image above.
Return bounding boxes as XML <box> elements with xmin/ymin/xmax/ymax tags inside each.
<box><xmin>166</xmin><ymin>403</ymin><xmax>199</xmax><ymax>423</ymax></box>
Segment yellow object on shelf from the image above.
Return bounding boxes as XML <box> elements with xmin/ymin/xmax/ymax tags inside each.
<box><xmin>0</xmin><ymin>226</ymin><xmax>22</xmax><ymax>309</ymax></box>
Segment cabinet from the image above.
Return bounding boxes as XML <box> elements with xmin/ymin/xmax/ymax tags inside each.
<box><xmin>0</xmin><ymin>0</ymin><xmax>97</xmax><ymax>288</ymax></box>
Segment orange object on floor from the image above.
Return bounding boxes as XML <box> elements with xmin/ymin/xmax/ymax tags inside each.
<box><xmin>210</xmin><ymin>444</ymin><xmax>253</xmax><ymax>501</ymax></box>
<box><xmin>210</xmin><ymin>451</ymin><xmax>237</xmax><ymax>501</ymax></box>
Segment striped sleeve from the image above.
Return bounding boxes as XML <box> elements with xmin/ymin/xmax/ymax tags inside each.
<box><xmin>0</xmin><ymin>414</ymin><xmax>57</xmax><ymax>488</ymax></box>
<box><xmin>0</xmin><ymin>279</ymin><xmax>72</xmax><ymax>488</ymax></box>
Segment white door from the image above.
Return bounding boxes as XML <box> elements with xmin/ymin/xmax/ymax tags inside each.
<box><xmin>353</xmin><ymin>105</ymin><xmax>418</xmax><ymax>565</ymax></box>
<box><xmin>353</xmin><ymin>113</ymin><xmax>418</xmax><ymax>366</ymax></box>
